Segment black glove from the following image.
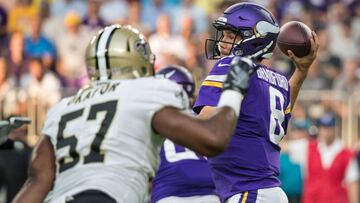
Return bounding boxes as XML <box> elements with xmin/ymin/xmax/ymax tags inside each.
<box><xmin>223</xmin><ymin>56</ymin><xmax>258</xmax><ymax>94</ymax></box>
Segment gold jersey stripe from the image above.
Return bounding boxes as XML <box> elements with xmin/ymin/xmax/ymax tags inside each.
<box><xmin>202</xmin><ymin>81</ymin><xmax>223</xmax><ymax>88</ymax></box>
<box><xmin>285</xmin><ymin>106</ymin><xmax>291</xmax><ymax>114</ymax></box>
<box><xmin>241</xmin><ymin>191</ymin><xmax>248</xmax><ymax>203</ymax></box>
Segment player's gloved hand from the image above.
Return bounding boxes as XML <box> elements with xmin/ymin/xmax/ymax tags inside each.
<box><xmin>223</xmin><ymin>56</ymin><xmax>257</xmax><ymax>95</ymax></box>
<box><xmin>0</xmin><ymin>117</ymin><xmax>31</xmax><ymax>145</ymax></box>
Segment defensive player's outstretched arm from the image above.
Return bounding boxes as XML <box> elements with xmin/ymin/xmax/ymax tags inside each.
<box><xmin>12</xmin><ymin>135</ymin><xmax>55</xmax><ymax>203</ymax></box>
<box><xmin>153</xmin><ymin>57</ymin><xmax>253</xmax><ymax>157</ymax></box>
<box><xmin>152</xmin><ymin>106</ymin><xmax>237</xmax><ymax>157</ymax></box>
<box><xmin>0</xmin><ymin>117</ymin><xmax>31</xmax><ymax>145</ymax></box>
<box><xmin>288</xmin><ymin>31</ymin><xmax>319</xmax><ymax>110</ymax></box>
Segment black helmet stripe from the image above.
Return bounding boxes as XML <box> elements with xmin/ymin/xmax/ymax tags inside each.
<box><xmin>105</xmin><ymin>28</ymin><xmax>117</xmax><ymax>79</ymax></box>
<box><xmin>96</xmin><ymin>25</ymin><xmax>118</xmax><ymax>80</ymax></box>
<box><xmin>94</xmin><ymin>30</ymin><xmax>104</xmax><ymax>79</ymax></box>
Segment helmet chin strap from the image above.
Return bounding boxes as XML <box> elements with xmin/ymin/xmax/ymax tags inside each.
<box><xmin>234</xmin><ymin>35</ymin><xmax>274</xmax><ymax>60</ymax></box>
<box><xmin>248</xmin><ymin>40</ymin><xmax>274</xmax><ymax>59</ymax></box>
<box><xmin>232</xmin><ymin>35</ymin><xmax>256</xmax><ymax>56</ymax></box>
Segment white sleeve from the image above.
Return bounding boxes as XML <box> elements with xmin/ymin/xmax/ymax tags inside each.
<box><xmin>147</xmin><ymin>79</ymin><xmax>189</xmax><ymax>120</ymax></box>
<box><xmin>42</xmin><ymin>106</ymin><xmax>57</xmax><ymax>136</ymax></box>
<box><xmin>345</xmin><ymin>158</ymin><xmax>359</xmax><ymax>183</ymax></box>
<box><xmin>288</xmin><ymin>138</ymin><xmax>308</xmax><ymax>166</ymax></box>
<box><xmin>41</xmin><ymin>101</ymin><xmax>64</xmax><ymax>144</ymax></box>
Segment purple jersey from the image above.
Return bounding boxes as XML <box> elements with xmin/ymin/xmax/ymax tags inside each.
<box><xmin>193</xmin><ymin>55</ymin><xmax>291</xmax><ymax>202</ymax></box>
<box><xmin>151</xmin><ymin>139</ymin><xmax>216</xmax><ymax>203</ymax></box>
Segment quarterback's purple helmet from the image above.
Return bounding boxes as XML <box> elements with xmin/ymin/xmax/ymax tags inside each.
<box><xmin>156</xmin><ymin>65</ymin><xmax>195</xmax><ymax>97</ymax></box>
<box><xmin>206</xmin><ymin>2</ymin><xmax>280</xmax><ymax>60</ymax></box>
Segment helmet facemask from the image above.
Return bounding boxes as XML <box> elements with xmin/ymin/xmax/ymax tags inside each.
<box><xmin>205</xmin><ymin>21</ymin><xmax>254</xmax><ymax>60</ymax></box>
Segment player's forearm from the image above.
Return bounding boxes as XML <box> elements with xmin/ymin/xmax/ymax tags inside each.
<box><xmin>153</xmin><ymin>107</ymin><xmax>236</xmax><ymax>157</ymax></box>
<box><xmin>205</xmin><ymin>106</ymin><xmax>237</xmax><ymax>154</ymax></box>
<box><xmin>289</xmin><ymin>68</ymin><xmax>308</xmax><ymax>110</ymax></box>
<box><xmin>13</xmin><ymin>136</ymin><xmax>55</xmax><ymax>203</ymax></box>
<box><xmin>12</xmin><ymin>177</ymin><xmax>52</xmax><ymax>203</ymax></box>
<box><xmin>181</xmin><ymin>107</ymin><xmax>237</xmax><ymax>157</ymax></box>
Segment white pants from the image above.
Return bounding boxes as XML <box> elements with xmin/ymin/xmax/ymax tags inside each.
<box><xmin>157</xmin><ymin>195</ymin><xmax>220</xmax><ymax>203</ymax></box>
<box><xmin>226</xmin><ymin>187</ymin><xmax>288</xmax><ymax>203</ymax></box>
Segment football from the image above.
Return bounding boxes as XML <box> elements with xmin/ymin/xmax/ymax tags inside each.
<box><xmin>277</xmin><ymin>21</ymin><xmax>312</xmax><ymax>57</ymax></box>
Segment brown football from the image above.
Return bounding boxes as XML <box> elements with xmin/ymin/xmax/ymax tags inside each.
<box><xmin>277</xmin><ymin>21</ymin><xmax>312</xmax><ymax>57</ymax></box>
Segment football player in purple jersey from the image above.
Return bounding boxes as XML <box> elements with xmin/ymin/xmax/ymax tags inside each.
<box><xmin>152</xmin><ymin>65</ymin><xmax>220</xmax><ymax>203</ymax></box>
<box><xmin>194</xmin><ymin>2</ymin><xmax>319</xmax><ymax>203</ymax></box>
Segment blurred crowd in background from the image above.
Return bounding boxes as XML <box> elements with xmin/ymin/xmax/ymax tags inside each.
<box><xmin>0</xmin><ymin>0</ymin><xmax>360</xmax><ymax>203</ymax></box>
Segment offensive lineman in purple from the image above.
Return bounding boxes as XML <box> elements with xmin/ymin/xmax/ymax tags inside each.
<box><xmin>193</xmin><ymin>2</ymin><xmax>319</xmax><ymax>203</ymax></box>
<box><xmin>152</xmin><ymin>66</ymin><xmax>218</xmax><ymax>203</ymax></box>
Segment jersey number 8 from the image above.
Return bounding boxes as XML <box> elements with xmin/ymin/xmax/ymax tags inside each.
<box><xmin>269</xmin><ymin>86</ymin><xmax>285</xmax><ymax>145</ymax></box>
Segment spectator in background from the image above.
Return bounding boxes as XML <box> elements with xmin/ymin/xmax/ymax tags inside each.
<box><xmin>99</xmin><ymin>0</ymin><xmax>128</xmax><ymax>24</ymax></box>
<box><xmin>333</xmin><ymin>58</ymin><xmax>360</xmax><ymax>94</ymax></box>
<box><xmin>149</xmin><ymin>14</ymin><xmax>182</xmax><ymax>70</ymax></box>
<box><xmin>300</xmin><ymin>59</ymin><xmax>328</xmax><ymax>90</ymax></box>
<box><xmin>171</xmin><ymin>0</ymin><xmax>207</xmax><ymax>35</ymax></box>
<box><xmin>316</xmin><ymin>25</ymin><xmax>342</xmax><ymax>89</ymax></box>
<box><xmin>194</xmin><ymin>0</ymin><xmax>222</xmax><ymax>16</ymax></box>
<box><xmin>0</xmin><ymin>5</ymin><xmax>9</xmax><ymax>56</ymax></box>
<box><xmin>280</xmin><ymin>119</ymin><xmax>313</xmax><ymax>203</ymax></box>
<box><xmin>20</xmin><ymin>58</ymin><xmax>61</xmax><ymax>108</ymax></box>
<box><xmin>55</xmin><ymin>11</ymin><xmax>90</xmax><ymax>90</ymax></box>
<box><xmin>82</xmin><ymin>0</ymin><xmax>105</xmax><ymax>32</ymax></box>
<box><xmin>351</xmin><ymin>3</ymin><xmax>360</xmax><ymax>42</ymax></box>
<box><xmin>171</xmin><ymin>16</ymin><xmax>195</xmax><ymax>62</ymax></box>
<box><xmin>0</xmin><ymin>57</ymin><xmax>19</xmax><ymax>119</ymax></box>
<box><xmin>288</xmin><ymin>113</ymin><xmax>359</xmax><ymax>203</ymax></box>
<box><xmin>175</xmin><ymin>16</ymin><xmax>206</xmax><ymax>81</ymax></box>
<box><xmin>6</xmin><ymin>32</ymin><xmax>29</xmax><ymax>85</ymax></box>
<box><xmin>50</xmin><ymin>0</ymin><xmax>86</xmax><ymax>18</ymax></box>
<box><xmin>24</xmin><ymin>15</ymin><xmax>56</xmax><ymax>71</ymax></box>
<box><xmin>128</xmin><ymin>0</ymin><xmax>151</xmax><ymax>37</ymax></box>
<box><xmin>329</xmin><ymin>17</ymin><xmax>358</xmax><ymax>60</ymax></box>
<box><xmin>7</xmin><ymin>0</ymin><xmax>38</xmax><ymax>34</ymax></box>
<box><xmin>141</xmin><ymin>0</ymin><xmax>172</xmax><ymax>33</ymax></box>
<box><xmin>3</xmin><ymin>32</ymin><xmax>29</xmax><ymax>117</ymax></box>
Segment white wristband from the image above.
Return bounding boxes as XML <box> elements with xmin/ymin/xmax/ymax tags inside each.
<box><xmin>217</xmin><ymin>90</ymin><xmax>244</xmax><ymax>117</ymax></box>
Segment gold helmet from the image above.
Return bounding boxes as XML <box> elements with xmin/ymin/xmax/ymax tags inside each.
<box><xmin>85</xmin><ymin>24</ymin><xmax>155</xmax><ymax>81</ymax></box>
